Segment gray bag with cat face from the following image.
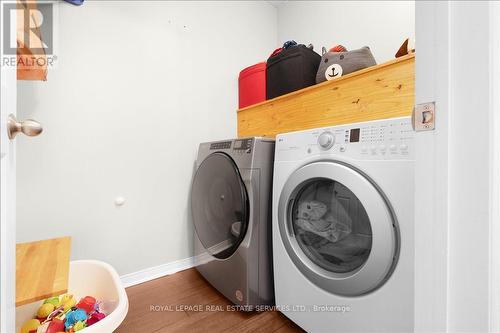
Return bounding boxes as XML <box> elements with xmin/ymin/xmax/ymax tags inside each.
<box><xmin>316</xmin><ymin>46</ymin><xmax>376</xmax><ymax>83</ymax></box>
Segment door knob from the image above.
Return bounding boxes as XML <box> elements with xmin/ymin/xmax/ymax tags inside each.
<box><xmin>7</xmin><ymin>114</ymin><xmax>43</xmax><ymax>140</ymax></box>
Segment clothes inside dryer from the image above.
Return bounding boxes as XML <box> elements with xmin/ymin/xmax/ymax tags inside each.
<box><xmin>292</xmin><ymin>179</ymin><xmax>372</xmax><ymax>273</ymax></box>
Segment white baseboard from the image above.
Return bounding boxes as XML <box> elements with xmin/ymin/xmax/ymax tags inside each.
<box><xmin>120</xmin><ymin>256</ymin><xmax>195</xmax><ymax>288</ymax></box>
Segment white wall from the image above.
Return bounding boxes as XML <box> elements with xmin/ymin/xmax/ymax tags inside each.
<box><xmin>276</xmin><ymin>1</ymin><xmax>414</xmax><ymax>63</ymax></box>
<box><xmin>16</xmin><ymin>1</ymin><xmax>277</xmax><ymax>275</ymax></box>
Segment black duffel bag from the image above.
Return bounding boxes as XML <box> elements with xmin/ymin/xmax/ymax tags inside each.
<box><xmin>266</xmin><ymin>44</ymin><xmax>321</xmax><ymax>99</ymax></box>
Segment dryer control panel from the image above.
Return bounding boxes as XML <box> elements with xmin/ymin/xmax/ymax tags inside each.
<box><xmin>275</xmin><ymin>117</ymin><xmax>414</xmax><ymax>161</ymax></box>
<box><xmin>210</xmin><ymin>141</ymin><xmax>232</xmax><ymax>150</ymax></box>
<box><xmin>233</xmin><ymin>138</ymin><xmax>253</xmax><ymax>152</ymax></box>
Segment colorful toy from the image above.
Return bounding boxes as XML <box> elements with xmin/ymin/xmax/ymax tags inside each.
<box><xmin>46</xmin><ymin>318</ymin><xmax>65</xmax><ymax>333</ymax></box>
<box><xmin>73</xmin><ymin>321</ymin><xmax>86</xmax><ymax>331</ymax></box>
<box><xmin>87</xmin><ymin>311</ymin><xmax>106</xmax><ymax>326</ymax></box>
<box><xmin>37</xmin><ymin>303</ymin><xmax>55</xmax><ymax>319</ymax></box>
<box><xmin>60</xmin><ymin>294</ymin><xmax>77</xmax><ymax>312</ymax></box>
<box><xmin>23</xmin><ymin>294</ymin><xmax>106</xmax><ymax>333</ymax></box>
<box><xmin>76</xmin><ymin>296</ymin><xmax>96</xmax><ymax>314</ymax></box>
<box><xmin>36</xmin><ymin>322</ymin><xmax>50</xmax><ymax>333</ymax></box>
<box><xmin>20</xmin><ymin>319</ymin><xmax>40</xmax><ymax>333</ymax></box>
<box><xmin>44</xmin><ymin>297</ymin><xmax>60</xmax><ymax>308</ymax></box>
<box><xmin>46</xmin><ymin>306</ymin><xmax>65</xmax><ymax>322</ymax></box>
<box><xmin>64</xmin><ymin>309</ymin><xmax>87</xmax><ymax>331</ymax></box>
<box><xmin>60</xmin><ymin>294</ymin><xmax>72</xmax><ymax>304</ymax></box>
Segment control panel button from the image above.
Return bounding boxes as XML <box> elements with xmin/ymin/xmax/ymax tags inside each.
<box><xmin>400</xmin><ymin>144</ymin><xmax>408</xmax><ymax>151</ymax></box>
<box><xmin>210</xmin><ymin>141</ymin><xmax>232</xmax><ymax>150</ymax></box>
<box><xmin>390</xmin><ymin>144</ymin><xmax>397</xmax><ymax>152</ymax></box>
<box><xmin>370</xmin><ymin>146</ymin><xmax>377</xmax><ymax>154</ymax></box>
<box><xmin>339</xmin><ymin>146</ymin><xmax>346</xmax><ymax>152</ymax></box>
<box><xmin>318</xmin><ymin>132</ymin><xmax>335</xmax><ymax>150</ymax></box>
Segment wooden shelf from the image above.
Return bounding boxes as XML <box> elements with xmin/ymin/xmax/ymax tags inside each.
<box><xmin>16</xmin><ymin>237</ymin><xmax>71</xmax><ymax>307</ymax></box>
<box><xmin>237</xmin><ymin>54</ymin><xmax>415</xmax><ymax>138</ymax></box>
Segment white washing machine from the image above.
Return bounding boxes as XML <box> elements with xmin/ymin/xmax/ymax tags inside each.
<box><xmin>272</xmin><ymin>117</ymin><xmax>414</xmax><ymax>332</ymax></box>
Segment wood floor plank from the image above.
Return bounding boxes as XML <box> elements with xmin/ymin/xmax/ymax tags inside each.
<box><xmin>116</xmin><ymin>268</ymin><xmax>304</xmax><ymax>333</ymax></box>
<box><xmin>273</xmin><ymin>321</ymin><xmax>305</xmax><ymax>333</ymax></box>
<box><xmin>154</xmin><ymin>308</ymin><xmax>250</xmax><ymax>333</ymax></box>
<box><xmin>116</xmin><ymin>307</ymin><xmax>188</xmax><ymax>333</ymax></box>
<box><xmin>221</xmin><ymin>310</ymin><xmax>288</xmax><ymax>333</ymax></box>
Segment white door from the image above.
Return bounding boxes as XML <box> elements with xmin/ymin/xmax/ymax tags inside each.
<box><xmin>0</xmin><ymin>8</ymin><xmax>17</xmax><ymax>330</ymax></box>
<box><xmin>1</xmin><ymin>0</ymin><xmax>18</xmax><ymax>327</ymax></box>
<box><xmin>1</xmin><ymin>4</ymin><xmax>43</xmax><ymax>330</ymax></box>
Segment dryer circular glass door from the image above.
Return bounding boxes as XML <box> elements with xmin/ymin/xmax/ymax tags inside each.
<box><xmin>192</xmin><ymin>152</ymin><xmax>249</xmax><ymax>259</ymax></box>
<box><xmin>278</xmin><ymin>161</ymin><xmax>398</xmax><ymax>296</ymax></box>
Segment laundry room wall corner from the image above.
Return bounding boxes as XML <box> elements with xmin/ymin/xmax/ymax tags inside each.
<box><xmin>276</xmin><ymin>1</ymin><xmax>415</xmax><ymax>64</ymax></box>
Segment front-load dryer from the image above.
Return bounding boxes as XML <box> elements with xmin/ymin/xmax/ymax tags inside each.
<box><xmin>273</xmin><ymin>117</ymin><xmax>414</xmax><ymax>332</ymax></box>
<box><xmin>192</xmin><ymin>137</ymin><xmax>275</xmax><ymax>309</ymax></box>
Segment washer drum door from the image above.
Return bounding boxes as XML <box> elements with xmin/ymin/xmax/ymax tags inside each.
<box><xmin>192</xmin><ymin>152</ymin><xmax>249</xmax><ymax>260</ymax></box>
<box><xmin>278</xmin><ymin>161</ymin><xmax>399</xmax><ymax>296</ymax></box>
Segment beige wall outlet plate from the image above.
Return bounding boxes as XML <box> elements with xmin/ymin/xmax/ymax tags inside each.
<box><xmin>413</xmin><ymin>102</ymin><xmax>435</xmax><ymax>131</ymax></box>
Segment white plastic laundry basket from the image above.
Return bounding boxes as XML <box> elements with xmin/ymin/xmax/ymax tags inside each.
<box><xmin>16</xmin><ymin>260</ymin><xmax>129</xmax><ymax>333</ymax></box>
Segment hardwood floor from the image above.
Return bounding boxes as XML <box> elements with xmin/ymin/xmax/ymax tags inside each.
<box><xmin>115</xmin><ymin>268</ymin><xmax>304</xmax><ymax>333</ymax></box>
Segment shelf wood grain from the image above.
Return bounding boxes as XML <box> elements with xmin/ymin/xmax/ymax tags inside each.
<box><xmin>16</xmin><ymin>237</ymin><xmax>71</xmax><ymax>307</ymax></box>
<box><xmin>237</xmin><ymin>54</ymin><xmax>415</xmax><ymax>138</ymax></box>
